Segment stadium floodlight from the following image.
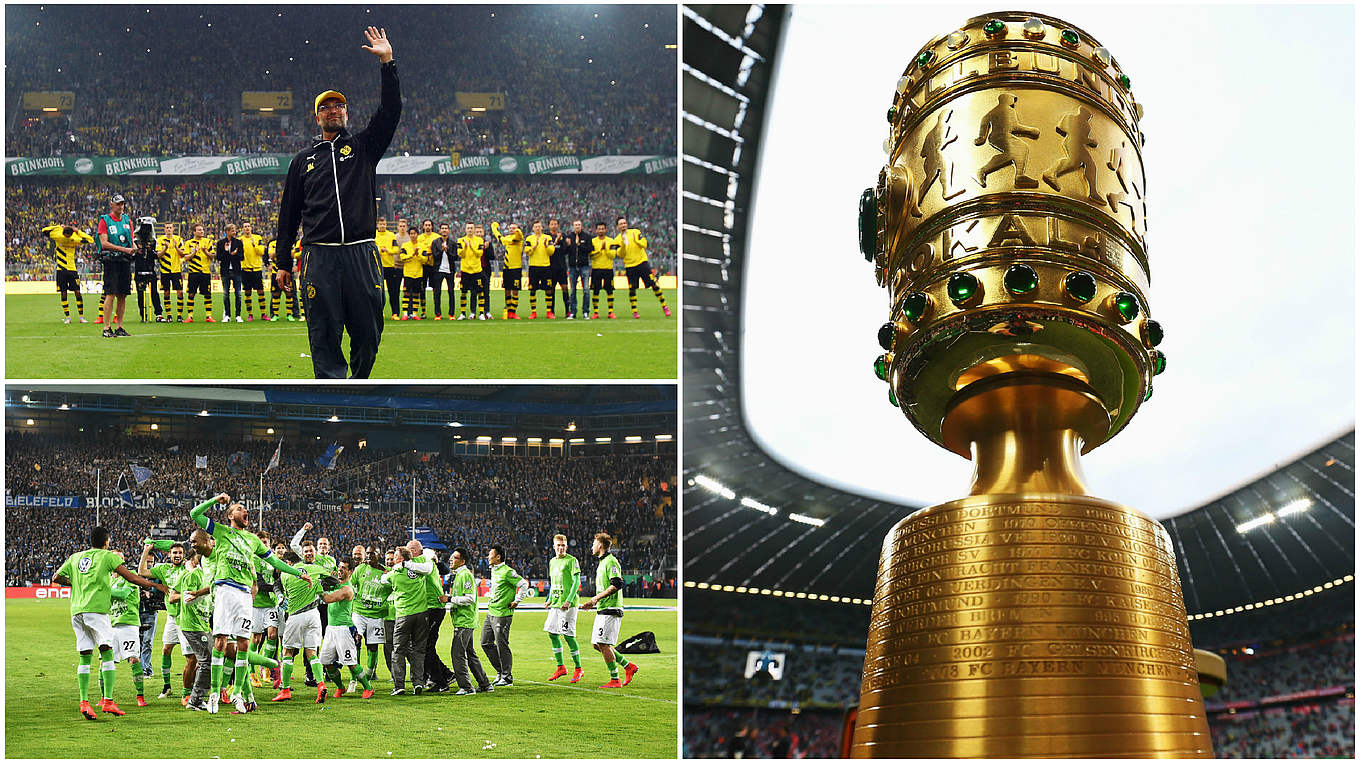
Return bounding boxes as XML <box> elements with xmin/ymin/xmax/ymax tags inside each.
<box><xmin>569</xmin><ymin>437</ymin><xmax>586</xmax><ymax>444</ymax></box>
<box><xmin>198</xmin><ymin>409</ymin><xmax>209</xmax><ymax>417</ymax></box>
<box><xmin>150</xmin><ymin>423</ymin><xmax>158</xmax><ymax>431</ymax></box>
<box><xmin>58</xmin><ymin>403</ymin><xmax>69</xmax><ymax>410</ymax></box>
<box><xmin>1235</xmin><ymin>513</ymin><xmax>1275</xmax><ymax>533</ymax></box>
<box><xmin>1243</xmin><ymin>647</ymin><xmax>1254</xmax><ymax>655</ymax></box>
<box><xmin>625</xmin><ymin>435</ymin><xmax>643</xmax><ymax>442</ymax></box>
<box><xmin>694</xmin><ymin>474</ymin><xmax>736</xmax><ymax>500</ymax></box>
<box><xmin>1276</xmin><ymin>498</ymin><xmax>1311</xmax><ymax>517</ymax></box>
<box><xmin>549</xmin><ymin>438</ymin><xmax>564</xmax><ymax>444</ymax></box>
<box><xmin>789</xmin><ymin>512</ymin><xmax>825</xmax><ymax>527</ymax></box>
<box><xmin>526</xmin><ymin>437</ymin><xmax>542</xmax><ymax>443</ymax></box>
<box><xmin>655</xmin><ymin>434</ymin><xmax>674</xmax><ymax>441</ymax></box>
<box><xmin>566</xmin><ymin>422</ymin><xmax>577</xmax><ymax>431</ymax></box>
<box><xmin>21</xmin><ymin>394</ymin><xmax>31</xmax><ymax>403</ymax></box>
<box><xmin>25</xmin><ymin>419</ymin><xmax>34</xmax><ymax>426</ymax></box>
<box><xmin>595</xmin><ymin>437</ymin><xmax>612</xmax><ymax>443</ymax></box>
<box><xmin>448</xmin><ymin>421</ymin><xmax>463</xmax><ymax>427</ymax></box>
<box><xmin>326</xmin><ymin>415</ymin><xmax>340</xmax><ymax>422</ymax></box>
<box><xmin>501</xmin><ymin>437</ymin><xmax>517</xmax><ymax>443</ymax></box>
<box><xmin>739</xmin><ymin>496</ymin><xmax>777</xmax><ymax>515</ymax></box>
<box><xmin>266</xmin><ymin>427</ymin><xmax>274</xmax><ymax>435</ymax></box>
<box><xmin>476</xmin><ymin>436</ymin><xmax>492</xmax><ymax>442</ymax></box>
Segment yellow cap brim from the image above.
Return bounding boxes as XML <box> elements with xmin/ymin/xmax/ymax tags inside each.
<box><xmin>314</xmin><ymin>90</ymin><xmax>346</xmax><ymax>114</ymax></box>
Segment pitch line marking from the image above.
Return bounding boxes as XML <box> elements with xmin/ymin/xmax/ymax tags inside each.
<box><xmin>7</xmin><ymin>326</ymin><xmax>677</xmax><ymax>339</ymax></box>
<box><xmin>518</xmin><ymin>678</ymin><xmax>677</xmax><ymax>704</ymax></box>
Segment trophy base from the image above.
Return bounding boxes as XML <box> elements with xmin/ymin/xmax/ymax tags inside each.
<box><xmin>851</xmin><ymin>492</ymin><xmax>1214</xmax><ymax>758</ymax></box>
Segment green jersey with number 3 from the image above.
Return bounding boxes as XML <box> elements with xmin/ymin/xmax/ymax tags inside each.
<box><xmin>595</xmin><ymin>553</ymin><xmax>623</xmax><ymax>611</ymax></box>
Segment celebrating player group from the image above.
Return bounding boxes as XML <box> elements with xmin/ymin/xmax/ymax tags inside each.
<box><xmin>54</xmin><ymin>494</ymin><xmax>641</xmax><ymax>720</ymax></box>
<box><xmin>39</xmin><ymin>191</ymin><xmax>669</xmax><ymax>335</ymax></box>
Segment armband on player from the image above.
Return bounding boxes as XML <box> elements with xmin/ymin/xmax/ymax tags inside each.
<box><xmin>609</xmin><ymin>577</ymin><xmax>625</xmax><ymax>592</ymax></box>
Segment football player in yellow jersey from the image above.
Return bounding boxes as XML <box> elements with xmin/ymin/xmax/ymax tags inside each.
<box><xmin>522</xmin><ymin>221</ymin><xmax>556</xmax><ymax>320</ymax></box>
<box><xmin>182</xmin><ymin>224</ymin><xmax>216</xmax><ymax>322</ymax></box>
<box><xmin>589</xmin><ymin>221</ymin><xmax>621</xmax><ymax>319</ymax></box>
<box><xmin>415</xmin><ymin>219</ymin><xmax>439</xmax><ymax>319</ymax></box>
<box><xmin>266</xmin><ymin>240</ymin><xmax>305</xmax><ymax>322</ymax></box>
<box><xmin>41</xmin><ymin>221</ymin><xmax>95</xmax><ymax>323</ymax></box>
<box><xmin>239</xmin><ymin>222</ymin><xmax>267</xmax><ymax>321</ymax></box>
<box><xmin>615</xmin><ymin>216</ymin><xmax>670</xmax><ymax>319</ymax></box>
<box><xmin>374</xmin><ymin>218</ymin><xmax>402</xmax><ymax>320</ymax></box>
<box><xmin>474</xmin><ymin>224</ymin><xmax>495</xmax><ymax>320</ymax></box>
<box><xmin>156</xmin><ymin>222</ymin><xmax>186</xmax><ymax>322</ymax></box>
<box><xmin>398</xmin><ymin>236</ymin><xmax>426</xmax><ymax>320</ymax></box>
<box><xmin>455</xmin><ymin>223</ymin><xmax>487</xmax><ymax>320</ymax></box>
<box><xmin>492</xmin><ymin>221</ymin><xmax>525</xmax><ymax>318</ymax></box>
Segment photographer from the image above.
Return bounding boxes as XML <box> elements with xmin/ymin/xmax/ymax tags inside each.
<box><xmin>131</xmin><ymin>217</ymin><xmax>163</xmax><ymax>323</ymax></box>
<box><xmin>215</xmin><ymin>223</ymin><xmax>245</xmax><ymax>323</ymax></box>
<box><xmin>96</xmin><ymin>193</ymin><xmax>136</xmax><ymax>337</ymax></box>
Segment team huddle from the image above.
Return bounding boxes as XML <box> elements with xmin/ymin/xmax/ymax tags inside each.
<box><xmin>55</xmin><ymin>494</ymin><xmax>640</xmax><ymax>719</ymax></box>
<box><xmin>39</xmin><ymin>191</ymin><xmax>670</xmax><ymax>335</ymax></box>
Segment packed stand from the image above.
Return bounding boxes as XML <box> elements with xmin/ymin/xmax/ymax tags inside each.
<box><xmin>1216</xmin><ymin>633</ymin><xmax>1355</xmax><ymax>703</ymax></box>
<box><xmin>1210</xmin><ymin>700</ymin><xmax>1354</xmax><ymax>759</ymax></box>
<box><xmin>6</xmin><ymin>5</ymin><xmax>674</xmax><ymax>157</ymax></box>
<box><xmin>684</xmin><ymin>707</ymin><xmax>845</xmax><ymax>759</ymax></box>
<box><xmin>684</xmin><ymin>642</ymin><xmax>863</xmax><ymax>709</ymax></box>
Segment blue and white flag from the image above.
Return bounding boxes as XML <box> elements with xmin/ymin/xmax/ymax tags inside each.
<box><xmin>265</xmin><ymin>438</ymin><xmax>283</xmax><ymax>473</ymax></box>
<box><xmin>195</xmin><ymin>455</ymin><xmax>208</xmax><ymax>469</ymax></box>
<box><xmin>117</xmin><ymin>474</ymin><xmax>134</xmax><ymax>507</ymax></box>
<box><xmin>130</xmin><ymin>464</ymin><xmax>154</xmax><ymax>485</ymax></box>
<box><xmin>317</xmin><ymin>443</ymin><xmax>344</xmax><ymax>470</ymax></box>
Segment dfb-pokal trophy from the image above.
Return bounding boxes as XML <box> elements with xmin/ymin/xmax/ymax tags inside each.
<box><xmin>854</xmin><ymin>11</ymin><xmax>1211</xmax><ymax>758</ymax></box>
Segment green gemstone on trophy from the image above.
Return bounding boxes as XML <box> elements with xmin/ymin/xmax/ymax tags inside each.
<box><xmin>916</xmin><ymin>50</ymin><xmax>934</xmax><ymax>67</ymax></box>
<box><xmin>888</xmin><ymin>386</ymin><xmax>899</xmax><ymax>407</ymax></box>
<box><xmin>1145</xmin><ymin>386</ymin><xmax>1154</xmax><ymax>401</ymax></box>
<box><xmin>1145</xmin><ymin>319</ymin><xmax>1164</xmax><ymax>347</ymax></box>
<box><xmin>1151</xmin><ymin>350</ymin><xmax>1166</xmax><ymax>375</ymax></box>
<box><xmin>903</xmin><ymin>292</ymin><xmax>929</xmax><ymax>323</ymax></box>
<box><xmin>983</xmin><ymin>19</ymin><xmax>1005</xmax><ymax>36</ymax></box>
<box><xmin>887</xmin><ymin>105</ymin><xmax>897</xmax><ymax>124</ymax></box>
<box><xmin>947</xmin><ymin>272</ymin><xmax>979</xmax><ymax>305</ymax></box>
<box><xmin>1004</xmin><ymin>264</ymin><xmax>1039</xmax><ymax>295</ymax></box>
<box><xmin>858</xmin><ymin>188</ymin><xmax>876</xmax><ymax>261</ymax></box>
<box><xmin>1064</xmin><ymin>271</ymin><xmax>1096</xmax><ymax>303</ymax></box>
<box><xmin>1060</xmin><ymin>29</ymin><xmax>1079</xmax><ymax>46</ymax></box>
<box><xmin>1118</xmin><ymin>73</ymin><xmax>1131</xmax><ymax>89</ymax></box>
<box><xmin>874</xmin><ymin>355</ymin><xmax>887</xmax><ymax>381</ymax></box>
<box><xmin>1114</xmin><ymin>292</ymin><xmax>1140</xmax><ymax>322</ymax></box>
<box><xmin>878</xmin><ymin>322</ymin><xmax>895</xmax><ymax>351</ymax></box>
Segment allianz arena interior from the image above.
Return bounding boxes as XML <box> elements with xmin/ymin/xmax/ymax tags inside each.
<box><xmin>681</xmin><ymin>6</ymin><xmax>1355</xmax><ymax>758</ymax></box>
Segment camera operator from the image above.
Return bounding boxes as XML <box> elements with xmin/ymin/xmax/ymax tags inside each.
<box><xmin>97</xmin><ymin>193</ymin><xmax>136</xmax><ymax>337</ymax></box>
<box><xmin>131</xmin><ymin>217</ymin><xmax>163</xmax><ymax>323</ymax></box>
<box><xmin>215</xmin><ymin>223</ymin><xmax>245</xmax><ymax>323</ymax></box>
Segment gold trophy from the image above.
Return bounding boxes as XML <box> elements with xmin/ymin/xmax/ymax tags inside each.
<box><xmin>854</xmin><ymin>12</ymin><xmax>1210</xmax><ymax>758</ymax></box>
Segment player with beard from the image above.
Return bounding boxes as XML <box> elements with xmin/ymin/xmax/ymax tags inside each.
<box><xmin>137</xmin><ymin>540</ymin><xmax>190</xmax><ymax>699</ymax></box>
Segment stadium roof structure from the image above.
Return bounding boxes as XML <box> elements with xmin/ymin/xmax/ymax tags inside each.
<box><xmin>681</xmin><ymin>5</ymin><xmax>1355</xmax><ymax>618</ymax></box>
<box><xmin>6</xmin><ymin>384</ymin><xmax>675</xmax><ymax>439</ymax></box>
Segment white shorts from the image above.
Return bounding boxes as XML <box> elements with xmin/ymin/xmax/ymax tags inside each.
<box><xmin>70</xmin><ymin>612</ymin><xmax>114</xmax><ymax>652</ymax></box>
<box><xmin>113</xmin><ymin>624</ymin><xmax>142</xmax><ymax>661</ymax></box>
<box><xmin>543</xmin><ymin>606</ymin><xmax>579</xmax><ymax>637</ymax></box>
<box><xmin>161</xmin><ymin>616</ymin><xmax>183</xmax><ymax>649</ymax></box>
<box><xmin>282</xmin><ymin>608</ymin><xmax>322</xmax><ymax>651</ymax></box>
<box><xmin>320</xmin><ymin>625</ymin><xmax>359</xmax><ymax>665</ymax></box>
<box><xmin>252</xmin><ymin>605</ymin><xmax>281</xmax><ymax>633</ymax></box>
<box><xmin>355</xmin><ymin>614</ymin><xmax>386</xmax><ymax>644</ymax></box>
<box><xmin>591</xmin><ymin>612</ymin><xmax>622</xmax><ymax>646</ymax></box>
<box><xmin>211</xmin><ymin>584</ymin><xmax>254</xmax><ymax>639</ymax></box>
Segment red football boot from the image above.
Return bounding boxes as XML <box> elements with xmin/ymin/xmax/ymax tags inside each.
<box><xmin>135</xmin><ymin>695</ymin><xmax>148</xmax><ymax>707</ymax></box>
<box><xmin>547</xmin><ymin>665</ymin><xmax>568</xmax><ymax>681</ymax></box>
<box><xmin>570</xmin><ymin>668</ymin><xmax>584</xmax><ymax>684</ymax></box>
<box><xmin>79</xmin><ymin>700</ymin><xmax>98</xmax><ymax>720</ymax></box>
<box><xmin>98</xmin><ymin>698</ymin><xmax>126</xmax><ymax>716</ymax></box>
<box><xmin>361</xmin><ymin>689</ymin><xmax>373</xmax><ymax>700</ymax></box>
<box><xmin>599</xmin><ymin>679</ymin><xmax>623</xmax><ymax>689</ymax></box>
<box><xmin>271</xmin><ymin>687</ymin><xmax>292</xmax><ymax>702</ymax></box>
<box><xmin>622</xmin><ymin>662</ymin><xmax>639</xmax><ymax>686</ymax></box>
<box><xmin>316</xmin><ymin>684</ymin><xmax>327</xmax><ymax>703</ymax></box>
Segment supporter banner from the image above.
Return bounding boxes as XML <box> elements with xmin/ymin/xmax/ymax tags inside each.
<box><xmin>6</xmin><ymin>494</ymin><xmax>84</xmax><ymax>508</ymax></box>
<box><xmin>7</xmin><ymin>154</ymin><xmax>677</xmax><ymax>177</ymax></box>
<box><xmin>6</xmin><ymin>585</ymin><xmax>71</xmax><ymax>599</ymax></box>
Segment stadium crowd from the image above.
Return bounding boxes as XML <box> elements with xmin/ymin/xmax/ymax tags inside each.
<box><xmin>5</xmin><ymin>432</ymin><xmax>675</xmax><ymax>588</ymax></box>
<box><xmin>684</xmin><ymin>642</ymin><xmax>863</xmax><ymax>708</ymax></box>
<box><xmin>6</xmin><ymin>176</ymin><xmax>676</xmax><ymax>280</ymax></box>
<box><xmin>1210</xmin><ymin>701</ymin><xmax>1354</xmax><ymax>759</ymax></box>
<box><xmin>683</xmin><ymin>707</ymin><xmax>844</xmax><ymax>759</ymax></box>
<box><xmin>1216</xmin><ymin>634</ymin><xmax>1355</xmax><ymax>703</ymax></box>
<box><xmin>6</xmin><ymin>5</ymin><xmax>674</xmax><ymax>158</ymax></box>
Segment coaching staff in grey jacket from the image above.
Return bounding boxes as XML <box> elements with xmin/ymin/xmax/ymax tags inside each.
<box><xmin>274</xmin><ymin>26</ymin><xmax>400</xmax><ymax>379</ymax></box>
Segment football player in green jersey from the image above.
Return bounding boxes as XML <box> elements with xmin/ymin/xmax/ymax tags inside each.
<box><xmin>109</xmin><ymin>554</ymin><xmax>152</xmax><ymax>707</ymax></box>
<box><xmin>319</xmin><ymin>557</ymin><xmax>375</xmax><ymax>699</ymax></box>
<box><xmin>173</xmin><ymin>536</ymin><xmax>214</xmax><ymax>710</ymax></box>
<box><xmin>271</xmin><ymin>549</ymin><xmax>331</xmax><ymax>704</ymax></box>
<box><xmin>351</xmin><ymin>545</ymin><xmax>390</xmax><ymax>684</ymax></box>
<box><xmin>544</xmin><ymin>534</ymin><xmax>584</xmax><ymax>683</ymax></box>
<box><xmin>138</xmin><ymin>540</ymin><xmax>189</xmax><ymax>699</ymax></box>
<box><xmin>190</xmin><ymin>494</ymin><xmax>310</xmax><ymax>714</ymax></box>
<box><xmin>53</xmin><ymin>525</ymin><xmax>168</xmax><ymax>720</ymax></box>
<box><xmin>247</xmin><ymin>531</ymin><xmax>283</xmax><ymax>690</ymax></box>
<box><xmin>580</xmin><ymin>532</ymin><xmax>638</xmax><ymax>688</ymax></box>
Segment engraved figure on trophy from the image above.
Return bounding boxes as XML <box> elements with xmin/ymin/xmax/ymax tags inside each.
<box><xmin>973</xmin><ymin>93</ymin><xmax>1041</xmax><ymax>189</ymax></box>
<box><xmin>1041</xmin><ymin>106</ymin><xmax>1103</xmax><ymax>204</ymax></box>
<box><xmin>1105</xmin><ymin>138</ymin><xmax>1143</xmax><ymax>232</ymax></box>
<box><xmin>917</xmin><ymin>109</ymin><xmax>963</xmax><ymax>204</ymax></box>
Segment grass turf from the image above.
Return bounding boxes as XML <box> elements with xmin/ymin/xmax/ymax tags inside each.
<box><xmin>5</xmin><ymin>600</ymin><xmax>677</xmax><ymax>758</ymax></box>
<box><xmin>4</xmin><ymin>290</ymin><xmax>676</xmax><ymax>378</ymax></box>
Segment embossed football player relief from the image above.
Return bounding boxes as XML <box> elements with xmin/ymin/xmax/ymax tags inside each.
<box><xmin>973</xmin><ymin>94</ymin><xmax>1041</xmax><ymax>188</ymax></box>
<box><xmin>1042</xmin><ymin>106</ymin><xmax>1103</xmax><ymax>204</ymax></box>
<box><xmin>917</xmin><ymin>109</ymin><xmax>963</xmax><ymax>204</ymax></box>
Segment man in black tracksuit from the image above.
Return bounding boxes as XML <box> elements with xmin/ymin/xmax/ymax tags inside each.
<box><xmin>274</xmin><ymin>26</ymin><xmax>400</xmax><ymax>379</ymax></box>
<box><xmin>559</xmin><ymin>220</ymin><xmax>592</xmax><ymax>320</ymax></box>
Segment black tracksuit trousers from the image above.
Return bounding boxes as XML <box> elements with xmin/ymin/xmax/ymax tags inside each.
<box><xmin>301</xmin><ymin>241</ymin><xmax>385</xmax><ymax>379</ymax></box>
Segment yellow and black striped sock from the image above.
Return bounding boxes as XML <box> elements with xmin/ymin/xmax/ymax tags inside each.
<box><xmin>74</xmin><ymin>292</ymin><xmax>84</xmax><ymax>316</ymax></box>
<box><xmin>256</xmin><ymin>292</ymin><xmax>265</xmax><ymax>317</ymax></box>
<box><xmin>592</xmin><ymin>292</ymin><xmax>599</xmax><ymax>315</ymax></box>
<box><xmin>298</xmin><ymin>292</ymin><xmax>306</xmax><ymax>319</ymax></box>
<box><xmin>188</xmin><ymin>295</ymin><xmax>196</xmax><ymax>319</ymax></box>
<box><xmin>97</xmin><ymin>298</ymin><xmax>106</xmax><ymax>322</ymax></box>
<box><xmin>547</xmin><ymin>290</ymin><xmax>556</xmax><ymax>314</ymax></box>
<box><xmin>459</xmin><ymin>291</ymin><xmax>467</xmax><ymax>317</ymax></box>
<box><xmin>629</xmin><ymin>288</ymin><xmax>639</xmax><ymax>314</ymax></box>
<box><xmin>61</xmin><ymin>296</ymin><xmax>70</xmax><ymax>317</ymax></box>
<box><xmin>510</xmin><ymin>290</ymin><xmax>519</xmax><ymax>314</ymax></box>
<box><xmin>270</xmin><ymin>290</ymin><xmax>280</xmax><ymax>318</ymax></box>
<box><xmin>607</xmin><ymin>293</ymin><xmax>615</xmax><ymax>315</ymax></box>
<box><xmin>651</xmin><ymin>284</ymin><xmax>668</xmax><ymax>308</ymax></box>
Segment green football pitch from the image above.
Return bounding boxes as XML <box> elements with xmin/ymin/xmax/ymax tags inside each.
<box><xmin>5</xmin><ymin>600</ymin><xmax>678</xmax><ymax>758</ymax></box>
<box><xmin>3</xmin><ymin>291</ymin><xmax>676</xmax><ymax>379</ymax></box>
